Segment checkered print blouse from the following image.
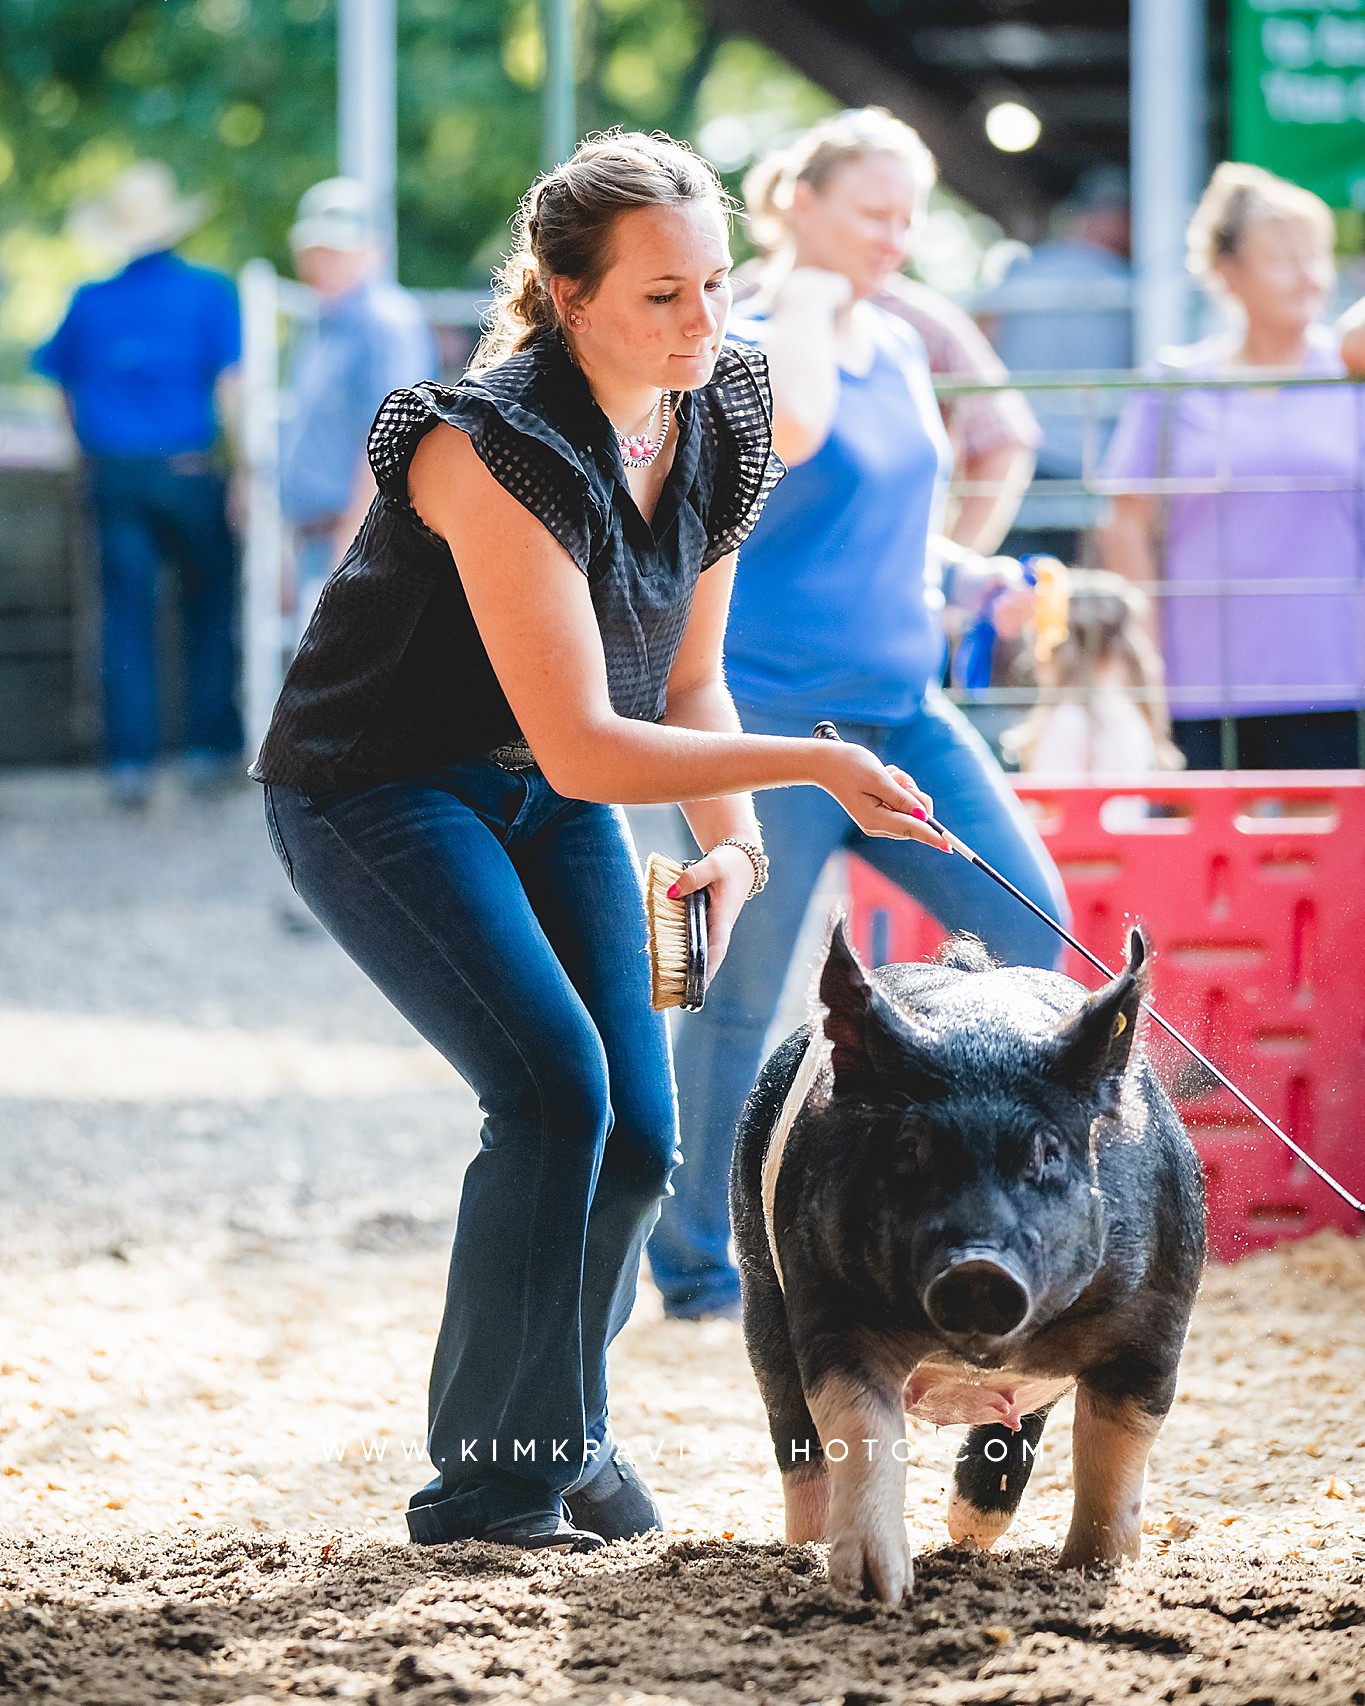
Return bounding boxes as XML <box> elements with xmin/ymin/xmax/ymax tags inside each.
<box><xmin>251</xmin><ymin>331</ymin><xmax>783</xmax><ymax>793</ymax></box>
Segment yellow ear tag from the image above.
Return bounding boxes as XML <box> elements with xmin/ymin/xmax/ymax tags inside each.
<box><xmin>1112</xmin><ymin>1013</ymin><xmax>1128</xmax><ymax>1037</ymax></box>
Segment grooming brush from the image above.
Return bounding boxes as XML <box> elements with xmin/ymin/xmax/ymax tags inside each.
<box><xmin>644</xmin><ymin>852</ymin><xmax>709</xmax><ymax>1012</ymax></box>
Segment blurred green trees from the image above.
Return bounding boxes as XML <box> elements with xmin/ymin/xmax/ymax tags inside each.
<box><xmin>0</xmin><ymin>0</ymin><xmax>834</xmax><ymax>350</ymax></box>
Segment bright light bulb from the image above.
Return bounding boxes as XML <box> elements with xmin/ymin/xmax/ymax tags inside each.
<box><xmin>985</xmin><ymin>102</ymin><xmax>1042</xmax><ymax>153</ymax></box>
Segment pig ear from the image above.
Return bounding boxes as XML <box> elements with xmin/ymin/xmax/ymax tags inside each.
<box><xmin>818</xmin><ymin>919</ymin><xmax>945</xmax><ymax>1099</ymax></box>
<box><xmin>1049</xmin><ymin>927</ymin><xmax>1149</xmax><ymax>1101</ymax></box>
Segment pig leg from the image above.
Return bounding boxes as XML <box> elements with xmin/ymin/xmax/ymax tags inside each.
<box><xmin>730</xmin><ymin>1033</ymin><xmax>830</xmax><ymax>1541</ymax></box>
<box><xmin>738</xmin><ymin>1262</ymin><xmax>829</xmax><ymax>1542</ymax></box>
<box><xmin>782</xmin><ymin>1460</ymin><xmax>829</xmax><ymax>1544</ymax></box>
<box><xmin>1059</xmin><ymin>1382</ymin><xmax>1164</xmax><ymax>1568</ymax></box>
<box><xmin>947</xmin><ymin>1402</ymin><xmax>1057</xmax><ymax>1550</ymax></box>
<box><xmin>804</xmin><ymin>1362</ymin><xmax>914</xmax><ymax>1603</ymax></box>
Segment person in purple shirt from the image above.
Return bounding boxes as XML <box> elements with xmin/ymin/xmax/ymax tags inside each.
<box><xmin>1100</xmin><ymin>163</ymin><xmax>1364</xmax><ymax>770</ymax></box>
<box><xmin>35</xmin><ymin>161</ymin><xmax>243</xmax><ymax>808</ymax></box>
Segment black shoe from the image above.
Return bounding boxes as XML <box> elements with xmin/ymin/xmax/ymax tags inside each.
<box><xmin>479</xmin><ymin>1513</ymin><xmax>605</xmax><ymax>1552</ymax></box>
<box><xmin>564</xmin><ymin>1451</ymin><xmax>662</xmax><ymax>1541</ymax></box>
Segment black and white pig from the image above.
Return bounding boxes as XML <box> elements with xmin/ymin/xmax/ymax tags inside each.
<box><xmin>730</xmin><ymin>921</ymin><xmax>1205</xmax><ymax>1603</ymax></box>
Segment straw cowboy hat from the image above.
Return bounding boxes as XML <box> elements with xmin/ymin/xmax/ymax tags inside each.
<box><xmin>68</xmin><ymin>161</ymin><xmax>211</xmax><ymax>257</ymax></box>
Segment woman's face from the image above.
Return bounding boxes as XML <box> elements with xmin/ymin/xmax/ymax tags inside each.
<box><xmin>1216</xmin><ymin>216</ymin><xmax>1334</xmax><ymax>340</ymax></box>
<box><xmin>788</xmin><ymin>151</ymin><xmax>924</xmax><ymax>299</ymax></box>
<box><xmin>559</xmin><ymin>199</ymin><xmax>733</xmax><ymax>392</ymax></box>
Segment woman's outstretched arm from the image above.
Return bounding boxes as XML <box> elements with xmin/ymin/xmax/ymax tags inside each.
<box><xmin>409</xmin><ymin>421</ymin><xmax>944</xmax><ymax>847</ymax></box>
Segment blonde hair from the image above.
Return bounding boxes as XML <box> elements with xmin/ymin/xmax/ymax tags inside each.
<box><xmin>1186</xmin><ymin>161</ymin><xmax>1334</xmax><ymax>284</ymax></box>
<box><xmin>474</xmin><ymin>129</ymin><xmax>730</xmax><ymax>371</ymax></box>
<box><xmin>742</xmin><ymin>108</ymin><xmax>937</xmax><ymax>258</ymax></box>
<box><xmin>1003</xmin><ymin>570</ymin><xmax>1184</xmax><ymax>772</ymax></box>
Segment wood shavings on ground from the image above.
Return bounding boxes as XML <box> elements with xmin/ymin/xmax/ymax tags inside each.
<box><xmin>1</xmin><ymin>772</ymin><xmax>1362</xmax><ymax>1703</ymax></box>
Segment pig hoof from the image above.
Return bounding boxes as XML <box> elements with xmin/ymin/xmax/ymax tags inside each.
<box><xmin>827</xmin><ymin>1528</ymin><xmax>914</xmax><ymax>1604</ymax></box>
<box><xmin>1058</xmin><ymin>1536</ymin><xmax>1138</xmax><ymax>1571</ymax></box>
<box><xmin>946</xmin><ymin>1492</ymin><xmax>1011</xmax><ymax>1551</ymax></box>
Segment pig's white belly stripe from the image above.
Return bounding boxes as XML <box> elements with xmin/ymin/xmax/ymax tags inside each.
<box><xmin>760</xmin><ymin>1034</ymin><xmax>829</xmax><ymax>1291</ymax></box>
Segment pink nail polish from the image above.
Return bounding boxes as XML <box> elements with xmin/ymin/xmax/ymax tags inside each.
<box><xmin>911</xmin><ymin>805</ymin><xmax>927</xmax><ymax>821</ymax></box>
<box><xmin>667</xmin><ymin>882</ymin><xmax>681</xmax><ymax>900</ymax></box>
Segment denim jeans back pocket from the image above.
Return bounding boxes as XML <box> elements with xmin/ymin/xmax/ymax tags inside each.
<box><xmin>262</xmin><ymin>785</ymin><xmax>297</xmax><ymax>892</ymax></box>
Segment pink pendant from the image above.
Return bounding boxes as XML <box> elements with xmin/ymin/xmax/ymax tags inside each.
<box><xmin>617</xmin><ymin>394</ymin><xmax>670</xmax><ymax>469</ymax></box>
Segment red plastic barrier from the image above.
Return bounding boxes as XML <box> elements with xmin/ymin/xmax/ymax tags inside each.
<box><xmin>845</xmin><ymin>773</ymin><xmax>1365</xmax><ymax>1262</ymax></box>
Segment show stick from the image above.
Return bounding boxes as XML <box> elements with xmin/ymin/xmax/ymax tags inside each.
<box><xmin>811</xmin><ymin>720</ymin><xmax>1365</xmax><ymax>1216</ymax></box>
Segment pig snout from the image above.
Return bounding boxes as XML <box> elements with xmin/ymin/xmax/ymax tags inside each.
<box><xmin>922</xmin><ymin>1249</ymin><xmax>1033</xmax><ymax>1340</ymax></box>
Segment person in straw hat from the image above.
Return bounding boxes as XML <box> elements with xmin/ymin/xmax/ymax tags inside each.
<box><xmin>36</xmin><ymin>160</ymin><xmax>243</xmax><ymax>809</ymax></box>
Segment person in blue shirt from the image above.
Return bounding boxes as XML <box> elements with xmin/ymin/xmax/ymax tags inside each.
<box><xmin>35</xmin><ymin>161</ymin><xmax>243</xmax><ymax>808</ymax></box>
<box><xmin>645</xmin><ymin>109</ymin><xmax>1069</xmax><ymax>1322</ymax></box>
<box><xmin>279</xmin><ymin>179</ymin><xmax>439</xmax><ymax>640</ymax></box>
<box><xmin>977</xmin><ymin>166</ymin><xmax>1133</xmax><ymax>562</ymax></box>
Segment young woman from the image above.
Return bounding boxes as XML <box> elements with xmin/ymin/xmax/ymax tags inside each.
<box><xmin>251</xmin><ymin>132</ymin><xmax>944</xmax><ymax>1551</ymax></box>
<box><xmin>1101</xmin><ymin>162</ymin><xmax>1365</xmax><ymax>770</ymax></box>
<box><xmin>644</xmin><ymin>109</ymin><xmax>1068</xmax><ymax>1324</ymax></box>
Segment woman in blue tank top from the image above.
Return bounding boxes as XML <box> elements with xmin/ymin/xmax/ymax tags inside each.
<box><xmin>647</xmin><ymin>109</ymin><xmax>1069</xmax><ymax>1321</ymax></box>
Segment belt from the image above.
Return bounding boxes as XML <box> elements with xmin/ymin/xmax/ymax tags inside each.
<box><xmin>485</xmin><ymin>737</ymin><xmax>538</xmax><ymax>771</ymax></box>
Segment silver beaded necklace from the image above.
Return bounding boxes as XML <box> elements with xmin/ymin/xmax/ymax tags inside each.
<box><xmin>615</xmin><ymin>389</ymin><xmax>673</xmax><ymax>469</ymax></box>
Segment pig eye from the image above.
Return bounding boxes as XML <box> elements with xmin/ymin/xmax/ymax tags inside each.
<box><xmin>1026</xmin><ymin>1132</ymin><xmax>1065</xmax><ymax>1179</ymax></box>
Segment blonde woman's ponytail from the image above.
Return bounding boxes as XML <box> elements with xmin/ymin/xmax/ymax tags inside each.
<box><xmin>741</xmin><ymin>149</ymin><xmax>794</xmax><ymax>259</ymax></box>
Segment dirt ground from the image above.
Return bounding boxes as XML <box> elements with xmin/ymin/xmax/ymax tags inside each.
<box><xmin>2</xmin><ymin>770</ymin><xmax>1363</xmax><ymax>1705</ymax></box>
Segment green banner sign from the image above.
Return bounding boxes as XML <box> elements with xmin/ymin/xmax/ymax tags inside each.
<box><xmin>1232</xmin><ymin>0</ymin><xmax>1365</xmax><ymax>208</ymax></box>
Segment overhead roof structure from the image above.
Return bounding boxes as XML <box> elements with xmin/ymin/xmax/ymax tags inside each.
<box><xmin>699</xmin><ymin>0</ymin><xmax>1217</xmax><ymax>240</ymax></box>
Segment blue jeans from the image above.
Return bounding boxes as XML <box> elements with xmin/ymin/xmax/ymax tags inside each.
<box><xmin>89</xmin><ymin>455</ymin><xmax>242</xmax><ymax>768</ymax></box>
<box><xmin>646</xmin><ymin>692</ymin><xmax>1069</xmax><ymax>1318</ymax></box>
<box><xmin>263</xmin><ymin>763</ymin><xmax>677</xmax><ymax>1539</ymax></box>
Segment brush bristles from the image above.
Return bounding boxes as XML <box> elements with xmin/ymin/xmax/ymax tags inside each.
<box><xmin>645</xmin><ymin>852</ymin><xmax>691</xmax><ymax>1011</ymax></box>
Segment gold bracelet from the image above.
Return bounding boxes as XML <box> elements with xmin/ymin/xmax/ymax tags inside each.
<box><xmin>711</xmin><ymin>836</ymin><xmax>769</xmax><ymax>899</ymax></box>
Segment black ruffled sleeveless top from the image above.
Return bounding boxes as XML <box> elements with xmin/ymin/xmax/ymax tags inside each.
<box><xmin>251</xmin><ymin>331</ymin><xmax>783</xmax><ymax>793</ymax></box>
